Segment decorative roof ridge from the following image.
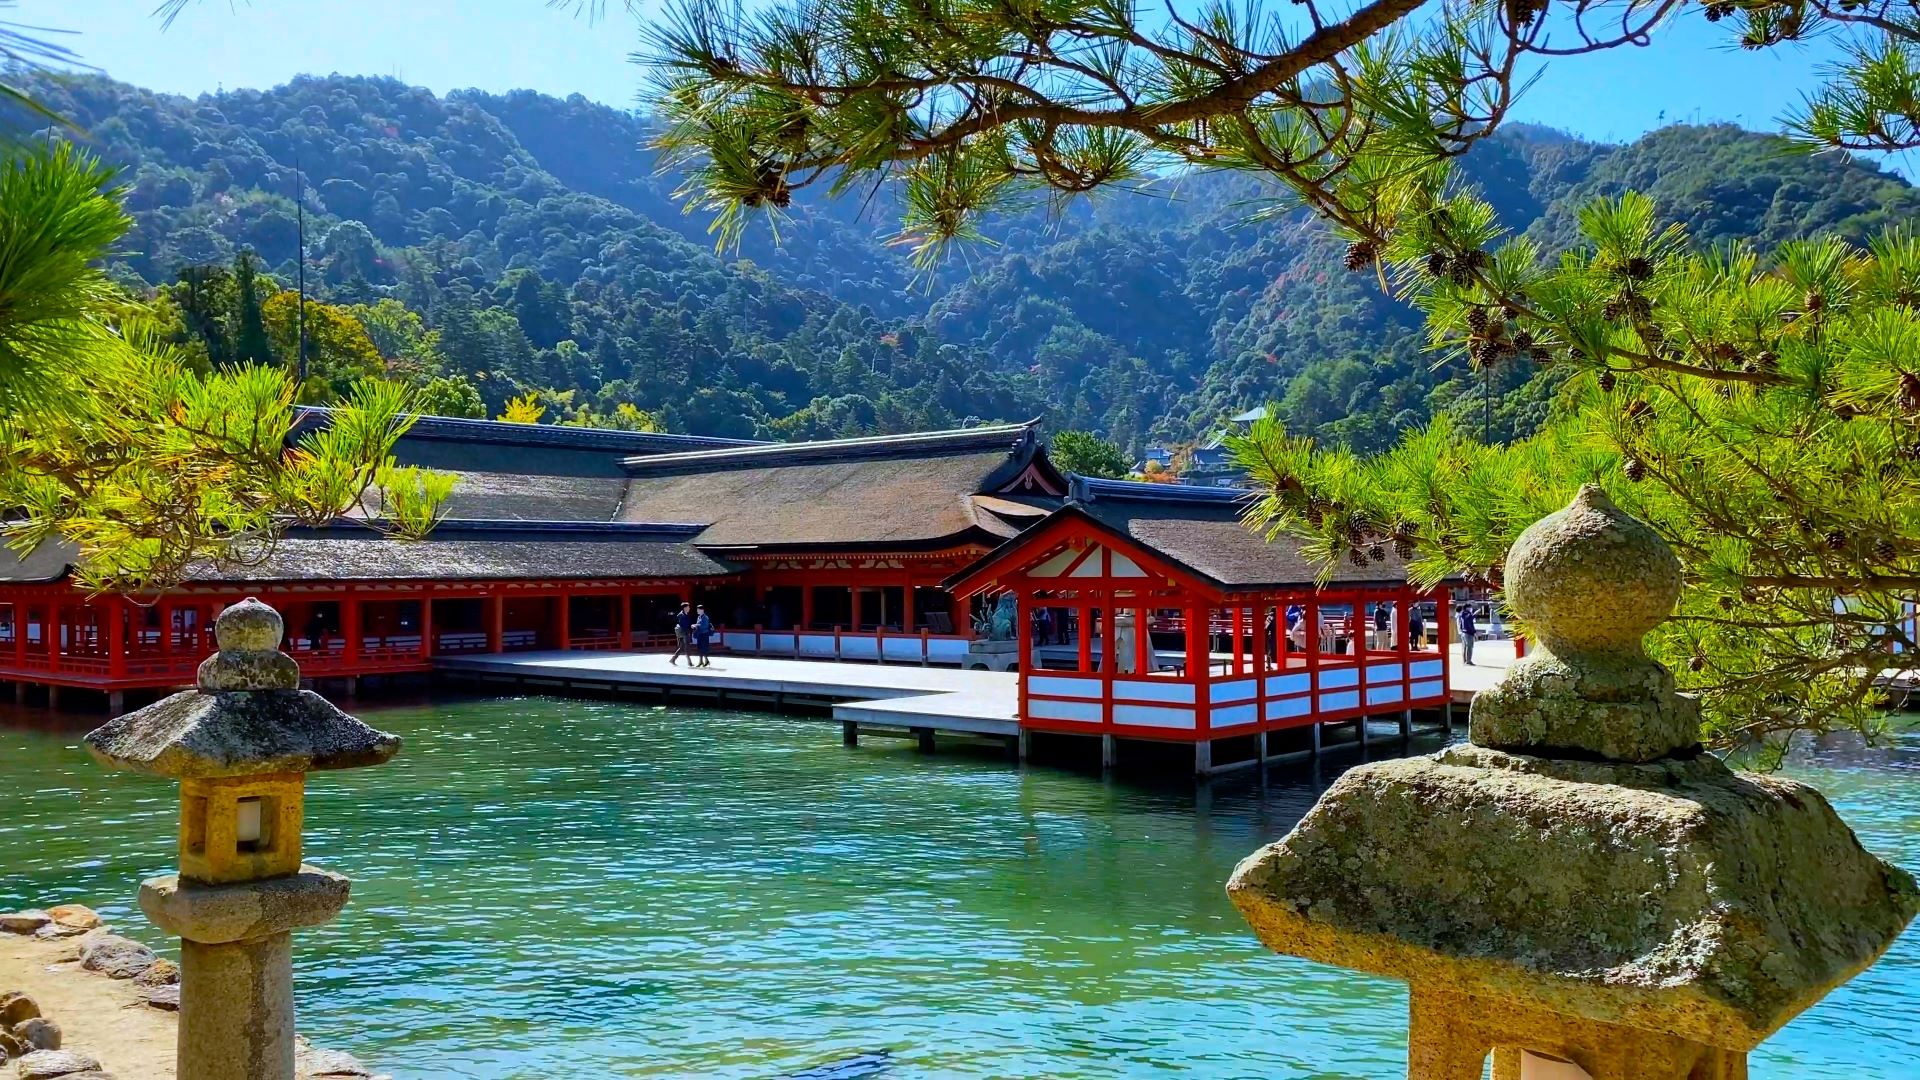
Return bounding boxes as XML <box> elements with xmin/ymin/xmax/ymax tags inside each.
<box><xmin>1067</xmin><ymin>474</ymin><xmax>1254</xmax><ymax>507</ymax></box>
<box><xmin>293</xmin><ymin>407</ymin><xmax>763</xmax><ymax>455</ymax></box>
<box><xmin>618</xmin><ymin>420</ymin><xmax>1041</xmax><ymax>475</ymax></box>
<box><xmin>286</xmin><ymin>519</ymin><xmax>713</xmax><ymax>540</ymax></box>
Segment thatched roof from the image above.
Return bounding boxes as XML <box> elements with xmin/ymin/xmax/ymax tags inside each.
<box><xmin>293</xmin><ymin>408</ymin><xmax>761</xmax><ymax>522</ymax></box>
<box><xmin>615</xmin><ymin>423</ymin><xmax>1066</xmax><ymax>550</ymax></box>
<box><xmin>0</xmin><ymin>521</ymin><xmax>735</xmax><ymax>586</ymax></box>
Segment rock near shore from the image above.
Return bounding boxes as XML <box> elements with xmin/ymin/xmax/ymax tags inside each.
<box><xmin>0</xmin><ymin>911</ymin><xmax>50</xmax><ymax>935</ymax></box>
<box><xmin>13</xmin><ymin>1048</ymin><xmax>109</xmax><ymax>1079</ymax></box>
<box><xmin>76</xmin><ymin>937</ymin><xmax>156</xmax><ymax>981</ymax></box>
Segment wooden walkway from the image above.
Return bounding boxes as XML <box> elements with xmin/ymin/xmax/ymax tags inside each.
<box><xmin>435</xmin><ymin>652</ymin><xmax>1021</xmax><ymax>739</ymax></box>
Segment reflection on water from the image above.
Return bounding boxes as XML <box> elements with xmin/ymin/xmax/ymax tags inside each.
<box><xmin>1</xmin><ymin>697</ymin><xmax>1915</xmax><ymax>1078</ymax></box>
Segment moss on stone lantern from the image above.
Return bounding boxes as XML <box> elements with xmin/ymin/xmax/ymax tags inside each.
<box><xmin>84</xmin><ymin>597</ymin><xmax>400</xmax><ymax>1080</ymax></box>
<box><xmin>1227</xmin><ymin>486</ymin><xmax>1920</xmax><ymax>1079</ymax></box>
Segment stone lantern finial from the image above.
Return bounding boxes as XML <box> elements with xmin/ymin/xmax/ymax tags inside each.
<box><xmin>1471</xmin><ymin>485</ymin><xmax>1698</xmax><ymax>763</ymax></box>
<box><xmin>1227</xmin><ymin>488</ymin><xmax>1919</xmax><ymax>1080</ymax></box>
<box><xmin>195</xmin><ymin>597</ymin><xmax>300</xmax><ymax>691</ymax></box>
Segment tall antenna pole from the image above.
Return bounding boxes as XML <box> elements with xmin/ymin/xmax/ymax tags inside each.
<box><xmin>294</xmin><ymin>154</ymin><xmax>308</xmax><ymax>387</ymax></box>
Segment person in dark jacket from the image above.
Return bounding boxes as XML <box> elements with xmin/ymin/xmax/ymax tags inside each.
<box><xmin>669</xmin><ymin>602</ymin><xmax>694</xmax><ymax>665</ymax></box>
<box><xmin>1459</xmin><ymin>603</ymin><xmax>1480</xmax><ymax>665</ymax></box>
<box><xmin>1408</xmin><ymin>605</ymin><xmax>1426</xmax><ymax>650</ymax></box>
<box><xmin>693</xmin><ymin>606</ymin><xmax>715</xmax><ymax>668</ymax></box>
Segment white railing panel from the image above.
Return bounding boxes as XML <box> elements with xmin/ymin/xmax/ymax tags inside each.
<box><xmin>1112</xmin><ymin>704</ymin><xmax>1196</xmax><ymax>729</ymax></box>
<box><xmin>1112</xmin><ymin>678</ymin><xmax>1195</xmax><ymax>704</ymax></box>
<box><xmin>1031</xmin><ymin>675</ymin><xmax>1104</xmax><ymax>699</ymax></box>
<box><xmin>1210</xmin><ymin>703</ymin><xmax>1257</xmax><ymax>728</ymax></box>
<box><xmin>1029</xmin><ymin>698</ymin><xmax>1103</xmax><ymax>723</ymax></box>
<box><xmin>1410</xmin><ymin>679</ymin><xmax>1446</xmax><ymax>699</ymax></box>
<box><xmin>1410</xmin><ymin>659</ymin><xmax>1445</xmax><ymax>680</ymax></box>
<box><xmin>1264</xmin><ymin>672</ymin><xmax>1312</xmax><ymax>697</ymax></box>
<box><xmin>1319</xmin><ymin>690</ymin><xmax>1359</xmax><ymax>712</ymax></box>
<box><xmin>1318</xmin><ymin>666</ymin><xmax>1359</xmax><ymax>689</ymax></box>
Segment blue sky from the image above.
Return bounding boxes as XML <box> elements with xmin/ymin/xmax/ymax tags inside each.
<box><xmin>8</xmin><ymin>0</ymin><xmax>1881</xmax><ymax>150</ymax></box>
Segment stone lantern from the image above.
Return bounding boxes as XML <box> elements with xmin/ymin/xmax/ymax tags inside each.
<box><xmin>1227</xmin><ymin>486</ymin><xmax>1920</xmax><ymax>1079</ymax></box>
<box><xmin>85</xmin><ymin>597</ymin><xmax>400</xmax><ymax>1080</ymax></box>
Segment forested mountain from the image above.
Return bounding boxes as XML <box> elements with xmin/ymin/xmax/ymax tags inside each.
<box><xmin>15</xmin><ymin>71</ymin><xmax>1920</xmax><ymax>452</ymax></box>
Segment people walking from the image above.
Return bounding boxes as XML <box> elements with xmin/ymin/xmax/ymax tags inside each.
<box><xmin>1459</xmin><ymin>601</ymin><xmax>1480</xmax><ymax>666</ymax></box>
<box><xmin>693</xmin><ymin>605</ymin><xmax>714</xmax><ymax>668</ymax></box>
<box><xmin>669</xmin><ymin>601</ymin><xmax>694</xmax><ymax>665</ymax></box>
<box><xmin>1409</xmin><ymin>604</ymin><xmax>1426</xmax><ymax>651</ymax></box>
<box><xmin>1372</xmin><ymin>601</ymin><xmax>1391</xmax><ymax>649</ymax></box>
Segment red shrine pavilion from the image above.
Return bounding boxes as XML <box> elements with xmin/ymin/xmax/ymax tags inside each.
<box><xmin>0</xmin><ymin>413</ymin><xmax>1448</xmax><ymax>756</ymax></box>
<box><xmin>947</xmin><ymin>477</ymin><xmax>1450</xmax><ymax>770</ymax></box>
<box><xmin>0</xmin><ymin>412</ymin><xmax>1066</xmax><ymax>711</ymax></box>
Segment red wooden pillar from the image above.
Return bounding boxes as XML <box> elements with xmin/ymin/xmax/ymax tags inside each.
<box><xmin>1100</xmin><ymin>593</ymin><xmax>1116</xmax><ymax>728</ymax></box>
<box><xmin>618</xmin><ymin>590</ymin><xmax>633</xmax><ymax>650</ymax></box>
<box><xmin>1076</xmin><ymin>602</ymin><xmax>1092</xmax><ymax>673</ymax></box>
<box><xmin>1304</xmin><ymin>595</ymin><xmax>1320</xmax><ymax>713</ymax></box>
<box><xmin>1399</xmin><ymin>586</ymin><xmax>1413</xmax><ymax>703</ymax></box>
<box><xmin>15</xmin><ymin>601</ymin><xmax>27</xmax><ymax>670</ymax></box>
<box><xmin>342</xmin><ymin>594</ymin><xmax>361</xmax><ymax>667</ymax></box>
<box><xmin>801</xmin><ymin>586</ymin><xmax>815</xmax><ymax>631</ymax></box>
<box><xmin>1231</xmin><ymin>605</ymin><xmax>1245</xmax><ymax>675</ymax></box>
<box><xmin>902</xmin><ymin>579</ymin><xmax>917</xmax><ymax>633</ymax></box>
<box><xmin>419</xmin><ymin>593</ymin><xmax>435</xmax><ymax>662</ymax></box>
<box><xmin>47</xmin><ymin>602</ymin><xmax>60</xmax><ymax>674</ymax></box>
<box><xmin>487</xmin><ymin>592</ymin><xmax>504</xmax><ymax>654</ymax></box>
<box><xmin>1134</xmin><ymin>602</ymin><xmax>1150</xmax><ymax>674</ymax></box>
<box><xmin>107</xmin><ymin>596</ymin><xmax>126</xmax><ymax>679</ymax></box>
<box><xmin>1187</xmin><ymin>600</ymin><xmax>1211</xmax><ymax>736</ymax></box>
<box><xmin>1254</xmin><ymin>597</ymin><xmax>1269</xmax><ymax>730</ymax></box>
<box><xmin>556</xmin><ymin>592</ymin><xmax>572</xmax><ymax>650</ymax></box>
<box><xmin>1015</xmin><ymin>587</ymin><xmax>1033</xmax><ymax>721</ymax></box>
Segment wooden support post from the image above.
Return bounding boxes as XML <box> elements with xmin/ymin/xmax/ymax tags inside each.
<box><xmin>46</xmin><ymin>684</ymin><xmax>60</xmax><ymax>710</ymax></box>
<box><xmin>342</xmin><ymin>596</ymin><xmax>361</xmax><ymax>666</ymax></box>
<box><xmin>1100</xmin><ymin>733</ymin><xmax>1117</xmax><ymax>771</ymax></box>
<box><xmin>1400</xmin><ymin>709</ymin><xmax>1414</xmax><ymax>740</ymax></box>
<box><xmin>487</xmin><ymin>593</ymin><xmax>504</xmax><ymax>654</ymax></box>
<box><xmin>802</xmin><ymin>586</ymin><xmax>815</xmax><ymax>631</ymax></box>
<box><xmin>1256</xmin><ymin>729</ymin><xmax>1268</xmax><ymax>765</ymax></box>
<box><xmin>1194</xmin><ymin>739</ymin><xmax>1213</xmax><ymax>778</ymax></box>
<box><xmin>1359</xmin><ymin>715</ymin><xmax>1372</xmax><ymax>749</ymax></box>
<box><xmin>902</xmin><ymin>582</ymin><xmax>916</xmax><ymax>634</ymax></box>
<box><xmin>841</xmin><ymin>720</ymin><xmax>858</xmax><ymax>747</ymax></box>
<box><xmin>47</xmin><ymin>603</ymin><xmax>60</xmax><ymax>675</ymax></box>
<box><xmin>1311</xmin><ymin>721</ymin><xmax>1323</xmax><ymax>757</ymax></box>
<box><xmin>106</xmin><ymin>596</ymin><xmax>126</xmax><ymax>680</ymax></box>
<box><xmin>618</xmin><ymin>591</ymin><xmax>633</xmax><ymax>651</ymax></box>
<box><xmin>107</xmin><ymin>690</ymin><xmax>125</xmax><ymax>717</ymax></box>
<box><xmin>914</xmin><ymin>727</ymin><xmax>935</xmax><ymax>753</ymax></box>
<box><xmin>555</xmin><ymin>593</ymin><xmax>571</xmax><ymax>651</ymax></box>
<box><xmin>1444</xmin><ymin>698</ymin><xmax>1455</xmax><ymax>735</ymax></box>
<box><xmin>1017</xmin><ymin>728</ymin><xmax>1031</xmax><ymax>762</ymax></box>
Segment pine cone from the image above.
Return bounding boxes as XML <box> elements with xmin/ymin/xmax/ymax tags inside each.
<box><xmin>1349</xmin><ymin>549</ymin><xmax>1369</xmax><ymax>567</ymax></box>
<box><xmin>1426</xmin><ymin>251</ymin><xmax>1451</xmax><ymax>278</ymax></box>
<box><xmin>1465</xmin><ymin>306</ymin><xmax>1490</xmax><ymax>333</ymax></box>
<box><xmin>1876</xmin><ymin>538</ymin><xmax>1897</xmax><ymax>562</ymax></box>
<box><xmin>1688</xmin><ymin>654</ymin><xmax>1706</xmax><ymax>672</ymax></box>
<box><xmin>1825</xmin><ymin>531</ymin><xmax>1849</xmax><ymax>552</ymax></box>
<box><xmin>1805</xmin><ymin>290</ymin><xmax>1826</xmax><ymax>314</ymax></box>
<box><xmin>1597</xmin><ymin>370</ymin><xmax>1617</xmax><ymax>393</ymax></box>
<box><xmin>1472</xmin><ymin>340</ymin><xmax>1500</xmax><ymax>367</ymax></box>
<box><xmin>1623</xmin><ymin>457</ymin><xmax>1647</xmax><ymax>482</ymax></box>
<box><xmin>1343</xmin><ymin>240</ymin><xmax>1376</xmax><ymax>271</ymax></box>
<box><xmin>1625</xmin><ymin>256</ymin><xmax>1654</xmax><ymax>281</ymax></box>
<box><xmin>1602</xmin><ymin>298</ymin><xmax>1626</xmax><ymax>321</ymax></box>
<box><xmin>1368</xmin><ymin>544</ymin><xmax>1386</xmax><ymax>563</ymax></box>
<box><xmin>1901</xmin><ymin>372</ymin><xmax>1920</xmax><ymax>412</ymax></box>
<box><xmin>1624</xmin><ymin>398</ymin><xmax>1653</xmax><ymax>422</ymax></box>
<box><xmin>1530</xmin><ymin>346</ymin><xmax>1552</xmax><ymax>364</ymax></box>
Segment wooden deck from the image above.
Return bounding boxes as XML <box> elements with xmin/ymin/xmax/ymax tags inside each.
<box><xmin>435</xmin><ymin>652</ymin><xmax>1021</xmax><ymax>738</ymax></box>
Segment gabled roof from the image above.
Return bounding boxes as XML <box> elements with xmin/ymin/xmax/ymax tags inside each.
<box><xmin>615</xmin><ymin>423</ymin><xmax>1068</xmax><ymax>551</ymax></box>
<box><xmin>293</xmin><ymin>408</ymin><xmax>762</xmax><ymax>522</ymax></box>
<box><xmin>948</xmin><ymin>476</ymin><xmax>1410</xmax><ymax>596</ymax></box>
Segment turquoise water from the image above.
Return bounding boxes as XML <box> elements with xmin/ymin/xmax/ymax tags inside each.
<box><xmin>2</xmin><ymin>696</ymin><xmax>1917</xmax><ymax>1079</ymax></box>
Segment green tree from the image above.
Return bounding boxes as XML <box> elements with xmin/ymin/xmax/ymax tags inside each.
<box><xmin>414</xmin><ymin>373</ymin><xmax>487</xmax><ymax>419</ymax></box>
<box><xmin>0</xmin><ymin>143</ymin><xmax>449</xmax><ymax>591</ymax></box>
<box><xmin>1049</xmin><ymin>430</ymin><xmax>1131</xmax><ymax>479</ymax></box>
<box><xmin>261</xmin><ymin>291</ymin><xmax>387</xmax><ymax>405</ymax></box>
<box><xmin>230</xmin><ymin>249</ymin><xmax>275</xmax><ymax>367</ymax></box>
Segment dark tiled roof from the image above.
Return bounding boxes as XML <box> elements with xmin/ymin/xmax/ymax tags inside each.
<box><xmin>0</xmin><ymin>522</ymin><xmax>737</xmax><ymax>586</ymax></box>
<box><xmin>616</xmin><ymin>423</ymin><xmax>1066</xmax><ymax>549</ymax></box>
<box><xmin>294</xmin><ymin>408</ymin><xmax>761</xmax><ymax>522</ymax></box>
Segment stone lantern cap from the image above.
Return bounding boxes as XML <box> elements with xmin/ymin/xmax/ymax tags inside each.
<box><xmin>85</xmin><ymin>598</ymin><xmax>400</xmax><ymax>778</ymax></box>
<box><xmin>1227</xmin><ymin>487</ymin><xmax>1919</xmax><ymax>1053</ymax></box>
